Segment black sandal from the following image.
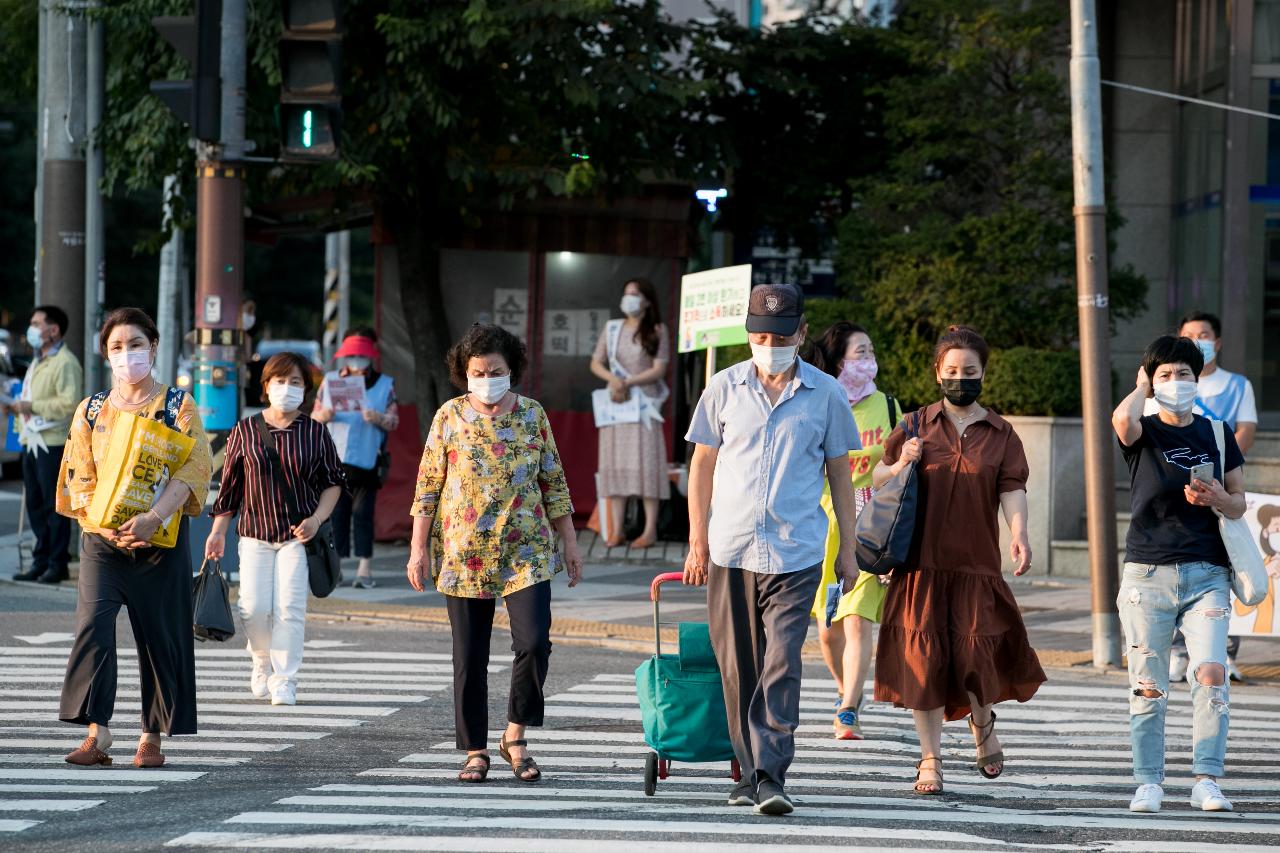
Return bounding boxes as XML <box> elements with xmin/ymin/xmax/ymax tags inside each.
<box><xmin>499</xmin><ymin>736</ymin><xmax>541</xmax><ymax>783</ymax></box>
<box><xmin>458</xmin><ymin>753</ymin><xmax>490</xmax><ymax>783</ymax></box>
<box><xmin>968</xmin><ymin>710</ymin><xmax>1005</xmax><ymax>779</ymax></box>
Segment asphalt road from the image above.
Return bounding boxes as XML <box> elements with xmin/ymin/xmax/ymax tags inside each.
<box><xmin>2</xmin><ymin>579</ymin><xmax>1280</xmax><ymax>852</ymax></box>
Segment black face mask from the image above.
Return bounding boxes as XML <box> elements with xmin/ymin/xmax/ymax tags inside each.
<box><xmin>940</xmin><ymin>377</ymin><xmax>982</xmax><ymax>407</ymax></box>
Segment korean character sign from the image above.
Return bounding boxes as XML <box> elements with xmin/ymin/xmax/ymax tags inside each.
<box><xmin>86</xmin><ymin>410</ymin><xmax>197</xmax><ymax>548</ymax></box>
<box><xmin>677</xmin><ymin>264</ymin><xmax>752</xmax><ymax>353</ymax></box>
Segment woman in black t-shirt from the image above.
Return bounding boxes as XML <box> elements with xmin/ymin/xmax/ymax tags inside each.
<box><xmin>1111</xmin><ymin>335</ymin><xmax>1246</xmax><ymax>816</ymax></box>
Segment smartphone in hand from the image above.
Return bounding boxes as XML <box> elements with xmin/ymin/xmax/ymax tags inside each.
<box><xmin>824</xmin><ymin>581</ymin><xmax>843</xmax><ymax>628</ymax></box>
<box><xmin>1189</xmin><ymin>461</ymin><xmax>1214</xmax><ymax>486</ymax></box>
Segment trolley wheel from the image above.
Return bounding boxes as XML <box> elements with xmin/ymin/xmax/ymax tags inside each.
<box><xmin>644</xmin><ymin>752</ymin><xmax>658</xmax><ymax>796</ymax></box>
<box><xmin>730</xmin><ymin>758</ymin><xmax>742</xmax><ymax>783</ymax></box>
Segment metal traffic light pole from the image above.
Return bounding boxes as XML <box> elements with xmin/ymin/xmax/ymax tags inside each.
<box><xmin>1069</xmin><ymin>0</ymin><xmax>1122</xmax><ymax>669</ymax></box>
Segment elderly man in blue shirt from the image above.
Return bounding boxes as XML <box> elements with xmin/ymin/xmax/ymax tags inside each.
<box><xmin>684</xmin><ymin>283</ymin><xmax>861</xmax><ymax>816</ymax></box>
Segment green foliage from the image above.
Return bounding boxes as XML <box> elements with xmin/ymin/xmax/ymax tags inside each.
<box><xmin>981</xmin><ymin>347</ymin><xmax>1082</xmax><ymax>416</ymax></box>
<box><xmin>835</xmin><ymin>0</ymin><xmax>1147</xmax><ymax>414</ymax></box>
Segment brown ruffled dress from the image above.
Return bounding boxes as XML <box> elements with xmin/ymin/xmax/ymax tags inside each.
<box><xmin>873</xmin><ymin>401</ymin><xmax>1046</xmax><ymax>721</ymax></box>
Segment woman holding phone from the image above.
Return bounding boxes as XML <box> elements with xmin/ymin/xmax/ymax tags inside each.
<box><xmin>1111</xmin><ymin>334</ymin><xmax>1246</xmax><ymax>815</ymax></box>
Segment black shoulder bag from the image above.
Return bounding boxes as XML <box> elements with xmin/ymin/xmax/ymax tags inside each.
<box><xmin>854</xmin><ymin>410</ymin><xmax>922</xmax><ymax>575</ymax></box>
<box><xmin>253</xmin><ymin>415</ymin><xmax>343</xmax><ymax>597</ymax></box>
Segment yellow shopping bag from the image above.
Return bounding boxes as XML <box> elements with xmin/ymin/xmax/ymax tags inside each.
<box><xmin>86</xmin><ymin>409</ymin><xmax>196</xmax><ymax>548</ymax></box>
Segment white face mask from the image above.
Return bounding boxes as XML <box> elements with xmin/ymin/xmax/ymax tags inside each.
<box><xmin>750</xmin><ymin>342</ymin><xmax>797</xmax><ymax>376</ymax></box>
<box><xmin>1195</xmin><ymin>339</ymin><xmax>1216</xmax><ymax>366</ymax></box>
<box><xmin>1153</xmin><ymin>379</ymin><xmax>1198</xmax><ymax>417</ymax></box>
<box><xmin>1269</xmin><ymin>531</ymin><xmax>1280</xmax><ymax>552</ymax></box>
<box><xmin>343</xmin><ymin>357</ymin><xmax>372</xmax><ymax>373</ymax></box>
<box><xmin>26</xmin><ymin>325</ymin><xmax>44</xmax><ymax>350</ymax></box>
<box><xmin>109</xmin><ymin>349</ymin><xmax>153</xmax><ymax>386</ymax></box>
<box><xmin>468</xmin><ymin>375</ymin><xmax>511</xmax><ymax>405</ymax></box>
<box><xmin>268</xmin><ymin>383</ymin><xmax>305</xmax><ymax>413</ymax></box>
<box><xmin>620</xmin><ymin>295</ymin><xmax>645</xmax><ymax>317</ymax></box>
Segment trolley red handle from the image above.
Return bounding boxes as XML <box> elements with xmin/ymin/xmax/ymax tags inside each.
<box><xmin>650</xmin><ymin>571</ymin><xmax>685</xmax><ymax>602</ymax></box>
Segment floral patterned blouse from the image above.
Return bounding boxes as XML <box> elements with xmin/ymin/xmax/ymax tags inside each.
<box><xmin>56</xmin><ymin>388</ymin><xmax>213</xmax><ymax>538</ymax></box>
<box><xmin>412</xmin><ymin>395</ymin><xmax>574</xmax><ymax>599</ymax></box>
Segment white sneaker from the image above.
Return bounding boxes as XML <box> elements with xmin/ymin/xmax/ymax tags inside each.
<box><xmin>1168</xmin><ymin>653</ymin><xmax>1189</xmax><ymax>683</ymax></box>
<box><xmin>1190</xmin><ymin>778</ymin><xmax>1233</xmax><ymax>812</ymax></box>
<box><xmin>249</xmin><ymin>659</ymin><xmax>270</xmax><ymax>700</ymax></box>
<box><xmin>270</xmin><ymin>683</ymin><xmax>297</xmax><ymax>706</ymax></box>
<box><xmin>1129</xmin><ymin>783</ymin><xmax>1164</xmax><ymax>813</ymax></box>
<box><xmin>1226</xmin><ymin>658</ymin><xmax>1244</xmax><ymax>682</ymax></box>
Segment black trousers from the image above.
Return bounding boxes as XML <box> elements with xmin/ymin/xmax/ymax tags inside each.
<box><xmin>445</xmin><ymin>581</ymin><xmax>553</xmax><ymax>751</ymax></box>
<box><xmin>332</xmin><ymin>463</ymin><xmax>378</xmax><ymax>559</ymax></box>
<box><xmin>59</xmin><ymin>521</ymin><xmax>197</xmax><ymax>735</ymax></box>
<box><xmin>23</xmin><ymin>447</ymin><xmax>71</xmax><ymax>574</ymax></box>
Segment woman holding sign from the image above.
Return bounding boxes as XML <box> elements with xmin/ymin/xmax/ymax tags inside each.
<box><xmin>313</xmin><ymin>330</ymin><xmax>399</xmax><ymax>588</ymax></box>
<box><xmin>589</xmin><ymin>278</ymin><xmax>669</xmax><ymax>549</ymax></box>
<box><xmin>55</xmin><ymin>307</ymin><xmax>212</xmax><ymax>769</ymax></box>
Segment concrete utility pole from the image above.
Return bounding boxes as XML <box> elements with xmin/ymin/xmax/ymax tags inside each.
<box><xmin>156</xmin><ymin>175</ymin><xmax>183</xmax><ymax>386</ymax></box>
<box><xmin>1069</xmin><ymin>0</ymin><xmax>1121</xmax><ymax>669</ymax></box>
<box><xmin>39</xmin><ymin>2</ymin><xmax>87</xmax><ymax>366</ymax></box>
<box><xmin>34</xmin><ymin>3</ymin><xmax>46</xmax><ymax>300</ymax></box>
<box><xmin>192</xmin><ymin>0</ymin><xmax>247</xmax><ymax>432</ymax></box>
<box><xmin>84</xmin><ymin>0</ymin><xmax>105</xmax><ymax>394</ymax></box>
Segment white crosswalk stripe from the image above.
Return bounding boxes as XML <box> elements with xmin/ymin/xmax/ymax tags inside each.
<box><xmin>0</xmin><ymin>641</ymin><xmax>469</xmax><ymax>835</ymax></box>
<box><xmin>167</xmin><ymin>670</ymin><xmax>1280</xmax><ymax>851</ymax></box>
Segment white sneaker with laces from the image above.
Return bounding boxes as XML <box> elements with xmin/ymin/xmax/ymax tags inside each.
<box><xmin>250</xmin><ymin>658</ymin><xmax>270</xmax><ymax>700</ymax></box>
<box><xmin>270</xmin><ymin>683</ymin><xmax>297</xmax><ymax>706</ymax></box>
<box><xmin>1129</xmin><ymin>783</ymin><xmax>1164</xmax><ymax>813</ymax></box>
<box><xmin>1226</xmin><ymin>658</ymin><xmax>1244</xmax><ymax>682</ymax></box>
<box><xmin>1190</xmin><ymin>778</ymin><xmax>1233</xmax><ymax>812</ymax></box>
<box><xmin>1168</xmin><ymin>653</ymin><xmax>1189</xmax><ymax>683</ymax></box>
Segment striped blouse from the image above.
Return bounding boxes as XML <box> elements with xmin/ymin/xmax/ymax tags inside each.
<box><xmin>211</xmin><ymin>413</ymin><xmax>347</xmax><ymax>543</ymax></box>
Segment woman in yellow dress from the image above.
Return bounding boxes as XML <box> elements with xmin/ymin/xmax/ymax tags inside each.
<box><xmin>806</xmin><ymin>322</ymin><xmax>902</xmax><ymax>740</ymax></box>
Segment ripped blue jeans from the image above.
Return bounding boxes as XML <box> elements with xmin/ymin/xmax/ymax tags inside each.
<box><xmin>1117</xmin><ymin>561</ymin><xmax>1230</xmax><ymax>784</ymax></box>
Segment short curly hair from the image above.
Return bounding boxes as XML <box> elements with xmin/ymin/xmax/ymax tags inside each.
<box><xmin>446</xmin><ymin>324</ymin><xmax>527</xmax><ymax>390</ymax></box>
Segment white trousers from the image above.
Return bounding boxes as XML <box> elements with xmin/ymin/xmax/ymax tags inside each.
<box><xmin>237</xmin><ymin>537</ymin><xmax>309</xmax><ymax>690</ymax></box>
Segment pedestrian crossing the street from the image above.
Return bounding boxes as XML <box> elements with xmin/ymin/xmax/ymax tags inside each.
<box><xmin>0</xmin><ymin>641</ymin><xmax>483</xmax><ymax>836</ymax></box>
<box><xmin>167</xmin><ymin>669</ymin><xmax>1280</xmax><ymax>852</ymax></box>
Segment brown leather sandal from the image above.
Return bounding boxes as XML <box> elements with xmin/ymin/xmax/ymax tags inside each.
<box><xmin>968</xmin><ymin>711</ymin><xmax>1005</xmax><ymax>779</ymax></box>
<box><xmin>913</xmin><ymin>757</ymin><xmax>943</xmax><ymax>794</ymax></box>
<box><xmin>65</xmin><ymin>736</ymin><xmax>112</xmax><ymax>766</ymax></box>
<box><xmin>458</xmin><ymin>753</ymin><xmax>490</xmax><ymax>783</ymax></box>
<box><xmin>499</xmin><ymin>736</ymin><xmax>541</xmax><ymax>783</ymax></box>
<box><xmin>133</xmin><ymin>741</ymin><xmax>165</xmax><ymax>768</ymax></box>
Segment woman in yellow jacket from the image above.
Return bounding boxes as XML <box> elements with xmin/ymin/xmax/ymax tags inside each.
<box><xmin>55</xmin><ymin>307</ymin><xmax>212</xmax><ymax>769</ymax></box>
<box><xmin>806</xmin><ymin>322</ymin><xmax>902</xmax><ymax>740</ymax></box>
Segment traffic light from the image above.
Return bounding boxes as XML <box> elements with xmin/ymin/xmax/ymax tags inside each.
<box><xmin>150</xmin><ymin>0</ymin><xmax>221</xmax><ymax>142</ymax></box>
<box><xmin>279</xmin><ymin>0</ymin><xmax>343</xmax><ymax>161</ymax></box>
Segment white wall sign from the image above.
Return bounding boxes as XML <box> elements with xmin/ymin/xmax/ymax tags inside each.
<box><xmin>1229</xmin><ymin>492</ymin><xmax>1280</xmax><ymax>637</ymax></box>
<box><xmin>493</xmin><ymin>289</ymin><xmax>529</xmax><ymax>342</ymax></box>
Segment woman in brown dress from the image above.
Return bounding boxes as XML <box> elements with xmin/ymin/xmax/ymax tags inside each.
<box><xmin>872</xmin><ymin>325</ymin><xmax>1045</xmax><ymax>795</ymax></box>
<box><xmin>589</xmin><ymin>277</ymin><xmax>670</xmax><ymax>548</ymax></box>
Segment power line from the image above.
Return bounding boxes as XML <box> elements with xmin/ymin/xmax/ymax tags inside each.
<box><xmin>1102</xmin><ymin>79</ymin><xmax>1280</xmax><ymax>122</ymax></box>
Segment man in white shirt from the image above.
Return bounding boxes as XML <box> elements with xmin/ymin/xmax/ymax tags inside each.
<box><xmin>1146</xmin><ymin>311</ymin><xmax>1258</xmax><ymax>682</ymax></box>
<box><xmin>1143</xmin><ymin>311</ymin><xmax>1257</xmax><ymax>453</ymax></box>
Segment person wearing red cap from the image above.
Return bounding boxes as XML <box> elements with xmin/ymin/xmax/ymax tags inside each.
<box><xmin>313</xmin><ymin>329</ymin><xmax>400</xmax><ymax>588</ymax></box>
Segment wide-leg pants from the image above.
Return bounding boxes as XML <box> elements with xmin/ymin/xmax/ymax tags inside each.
<box><xmin>59</xmin><ymin>521</ymin><xmax>197</xmax><ymax>735</ymax></box>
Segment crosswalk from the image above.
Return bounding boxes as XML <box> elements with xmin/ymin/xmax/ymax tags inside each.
<box><xmin>165</xmin><ymin>669</ymin><xmax>1280</xmax><ymax>851</ymax></box>
<box><xmin>0</xmin><ymin>641</ymin><xmax>482</xmax><ymax>836</ymax></box>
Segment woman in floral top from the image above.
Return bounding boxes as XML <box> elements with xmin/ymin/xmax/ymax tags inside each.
<box><xmin>408</xmin><ymin>324</ymin><xmax>583</xmax><ymax>785</ymax></box>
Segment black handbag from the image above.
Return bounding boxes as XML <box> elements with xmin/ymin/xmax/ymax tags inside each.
<box><xmin>854</xmin><ymin>410</ymin><xmax>922</xmax><ymax>575</ymax></box>
<box><xmin>193</xmin><ymin>558</ymin><xmax>236</xmax><ymax>642</ymax></box>
<box><xmin>253</xmin><ymin>415</ymin><xmax>343</xmax><ymax>598</ymax></box>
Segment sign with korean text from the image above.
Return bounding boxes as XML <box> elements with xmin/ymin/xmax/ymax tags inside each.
<box><xmin>678</xmin><ymin>264</ymin><xmax>751</xmax><ymax>353</ymax></box>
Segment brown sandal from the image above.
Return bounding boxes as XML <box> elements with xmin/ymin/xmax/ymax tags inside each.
<box><xmin>65</xmin><ymin>736</ymin><xmax>112</xmax><ymax>767</ymax></box>
<box><xmin>133</xmin><ymin>741</ymin><xmax>165</xmax><ymax>768</ymax></box>
<box><xmin>499</xmin><ymin>736</ymin><xmax>541</xmax><ymax>783</ymax></box>
<box><xmin>968</xmin><ymin>711</ymin><xmax>1004</xmax><ymax>779</ymax></box>
<box><xmin>458</xmin><ymin>753</ymin><xmax>490</xmax><ymax>783</ymax></box>
<box><xmin>913</xmin><ymin>757</ymin><xmax>943</xmax><ymax>794</ymax></box>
